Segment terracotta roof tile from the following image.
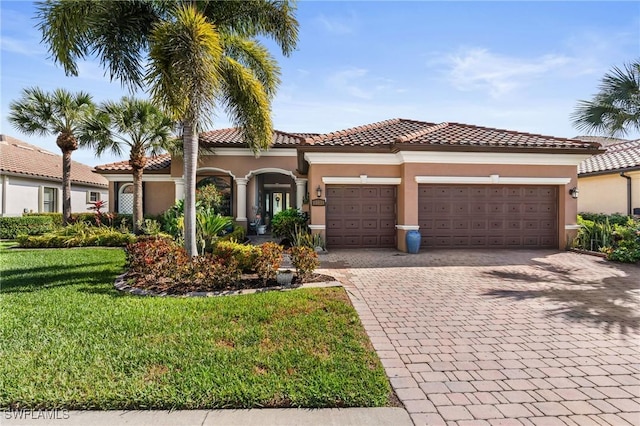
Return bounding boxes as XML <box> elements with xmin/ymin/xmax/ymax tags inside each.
<box><xmin>574</xmin><ymin>135</ymin><xmax>630</xmax><ymax>147</ymax></box>
<box><xmin>397</xmin><ymin>121</ymin><xmax>599</xmax><ymax>150</ymax></box>
<box><xmin>94</xmin><ymin>154</ymin><xmax>172</xmax><ymax>172</ymax></box>
<box><xmin>0</xmin><ymin>134</ymin><xmax>108</xmax><ymax>187</ymax></box>
<box><xmin>303</xmin><ymin>119</ymin><xmax>598</xmax><ymax>151</ymax></box>
<box><xmin>303</xmin><ymin>118</ymin><xmax>435</xmax><ymax>147</ymax></box>
<box><xmin>578</xmin><ymin>139</ymin><xmax>640</xmax><ymax>175</ymax></box>
<box><xmin>199</xmin><ymin>128</ymin><xmax>306</xmax><ymax>147</ymax></box>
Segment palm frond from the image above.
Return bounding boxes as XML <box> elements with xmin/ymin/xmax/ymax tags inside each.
<box><xmin>218</xmin><ymin>56</ymin><xmax>273</xmax><ymax>154</ymax></box>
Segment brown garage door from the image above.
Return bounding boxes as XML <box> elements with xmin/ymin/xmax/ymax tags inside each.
<box><xmin>418</xmin><ymin>184</ymin><xmax>558</xmax><ymax>248</ymax></box>
<box><xmin>326</xmin><ymin>185</ymin><xmax>396</xmax><ymax>248</ymax></box>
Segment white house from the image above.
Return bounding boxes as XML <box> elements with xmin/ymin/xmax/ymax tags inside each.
<box><xmin>0</xmin><ymin>134</ymin><xmax>108</xmax><ymax>216</ymax></box>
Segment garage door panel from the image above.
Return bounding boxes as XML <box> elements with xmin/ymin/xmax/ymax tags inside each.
<box><xmin>419</xmin><ymin>184</ymin><xmax>557</xmax><ymax>249</ymax></box>
<box><xmin>326</xmin><ymin>185</ymin><xmax>396</xmax><ymax>249</ymax></box>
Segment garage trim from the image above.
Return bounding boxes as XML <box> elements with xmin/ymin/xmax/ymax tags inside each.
<box><xmin>415</xmin><ymin>175</ymin><xmax>571</xmax><ymax>185</ymax></box>
<box><xmin>322</xmin><ymin>176</ymin><xmax>401</xmax><ymax>185</ymax></box>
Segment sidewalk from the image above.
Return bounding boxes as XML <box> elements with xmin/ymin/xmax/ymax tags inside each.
<box><xmin>2</xmin><ymin>408</ymin><xmax>412</xmax><ymax>426</ymax></box>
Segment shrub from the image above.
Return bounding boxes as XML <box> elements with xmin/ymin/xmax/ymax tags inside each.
<box><xmin>270</xmin><ymin>209</ymin><xmax>308</xmax><ymax>242</ymax></box>
<box><xmin>579</xmin><ymin>212</ymin><xmax>633</xmax><ymax>227</ymax></box>
<box><xmin>213</xmin><ymin>240</ymin><xmax>261</xmax><ymax>272</ymax></box>
<box><xmin>196</xmin><ymin>184</ymin><xmax>223</xmax><ymax>212</ymax></box>
<box><xmin>17</xmin><ymin>222</ymin><xmax>136</xmax><ymax>248</ymax></box>
<box><xmin>290</xmin><ymin>246</ymin><xmax>320</xmax><ymax>283</ymax></box>
<box><xmin>219</xmin><ymin>224</ymin><xmax>246</xmax><ymax>242</ymax></box>
<box><xmin>125</xmin><ymin>238</ymin><xmax>241</xmax><ymax>292</ymax></box>
<box><xmin>0</xmin><ymin>216</ymin><xmax>54</xmax><ymax>239</ymax></box>
<box><xmin>196</xmin><ymin>209</ymin><xmax>233</xmax><ymax>254</ymax></box>
<box><xmin>292</xmin><ymin>226</ymin><xmax>325</xmax><ymax>250</ymax></box>
<box><xmin>23</xmin><ymin>212</ymin><xmax>135</xmax><ymax>229</ymax></box>
<box><xmin>255</xmin><ymin>242</ymin><xmax>283</xmax><ymax>285</ymax></box>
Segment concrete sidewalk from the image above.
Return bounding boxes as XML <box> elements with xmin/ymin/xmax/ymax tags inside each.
<box><xmin>2</xmin><ymin>408</ymin><xmax>412</xmax><ymax>426</ymax></box>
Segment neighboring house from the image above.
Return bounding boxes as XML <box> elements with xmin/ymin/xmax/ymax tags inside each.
<box><xmin>95</xmin><ymin>118</ymin><xmax>601</xmax><ymax>251</ymax></box>
<box><xmin>577</xmin><ymin>136</ymin><xmax>640</xmax><ymax>215</ymax></box>
<box><xmin>0</xmin><ymin>134</ymin><xmax>109</xmax><ymax>216</ymax></box>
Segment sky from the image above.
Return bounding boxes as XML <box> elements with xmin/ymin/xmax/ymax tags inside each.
<box><xmin>1</xmin><ymin>1</ymin><xmax>639</xmax><ymax>167</ymax></box>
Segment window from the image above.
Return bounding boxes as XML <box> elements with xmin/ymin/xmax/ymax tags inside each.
<box><xmin>42</xmin><ymin>187</ymin><xmax>57</xmax><ymax>213</ymax></box>
<box><xmin>87</xmin><ymin>191</ymin><xmax>101</xmax><ymax>203</ymax></box>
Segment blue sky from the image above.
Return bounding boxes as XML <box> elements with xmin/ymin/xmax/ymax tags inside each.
<box><xmin>1</xmin><ymin>1</ymin><xmax>639</xmax><ymax>166</ymax></box>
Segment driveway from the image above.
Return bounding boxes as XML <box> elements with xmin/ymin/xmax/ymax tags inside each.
<box><xmin>320</xmin><ymin>250</ymin><xmax>640</xmax><ymax>426</ymax></box>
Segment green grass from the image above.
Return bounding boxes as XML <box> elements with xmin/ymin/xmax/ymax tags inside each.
<box><xmin>0</xmin><ymin>244</ymin><xmax>391</xmax><ymax>410</ymax></box>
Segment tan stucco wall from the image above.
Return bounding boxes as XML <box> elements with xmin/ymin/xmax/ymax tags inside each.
<box><xmin>308</xmin><ymin>162</ymin><xmax>579</xmax><ymax>251</ymax></box>
<box><xmin>144</xmin><ymin>182</ymin><xmax>175</xmax><ymax>215</ymax></box>
<box><xmin>578</xmin><ymin>171</ymin><xmax>640</xmax><ymax>215</ymax></box>
<box><xmin>174</xmin><ymin>152</ymin><xmax>300</xmax><ymax>180</ymax></box>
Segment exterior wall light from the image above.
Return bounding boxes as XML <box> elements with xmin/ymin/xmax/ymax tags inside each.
<box><xmin>569</xmin><ymin>187</ymin><xmax>579</xmax><ymax>199</ymax></box>
<box><xmin>316</xmin><ymin>185</ymin><xmax>322</xmax><ymax>198</ymax></box>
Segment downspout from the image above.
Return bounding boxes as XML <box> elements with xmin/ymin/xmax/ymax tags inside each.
<box><xmin>620</xmin><ymin>172</ymin><xmax>632</xmax><ymax>215</ymax></box>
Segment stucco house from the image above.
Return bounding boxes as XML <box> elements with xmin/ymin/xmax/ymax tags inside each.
<box><xmin>577</xmin><ymin>136</ymin><xmax>640</xmax><ymax>216</ymax></box>
<box><xmin>95</xmin><ymin>118</ymin><xmax>601</xmax><ymax>251</ymax></box>
<box><xmin>0</xmin><ymin>134</ymin><xmax>109</xmax><ymax>217</ymax></box>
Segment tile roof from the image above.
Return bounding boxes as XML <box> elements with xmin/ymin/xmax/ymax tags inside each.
<box><xmin>578</xmin><ymin>139</ymin><xmax>640</xmax><ymax>175</ymax></box>
<box><xmin>94</xmin><ymin>154</ymin><xmax>172</xmax><ymax>172</ymax></box>
<box><xmin>199</xmin><ymin>128</ymin><xmax>306</xmax><ymax>147</ymax></box>
<box><xmin>574</xmin><ymin>135</ymin><xmax>630</xmax><ymax>147</ymax></box>
<box><xmin>303</xmin><ymin>119</ymin><xmax>600</xmax><ymax>151</ymax></box>
<box><xmin>0</xmin><ymin>134</ymin><xmax>108</xmax><ymax>187</ymax></box>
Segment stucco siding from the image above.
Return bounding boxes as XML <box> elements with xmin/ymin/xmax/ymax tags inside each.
<box><xmin>578</xmin><ymin>174</ymin><xmax>628</xmax><ymax>215</ymax></box>
<box><xmin>0</xmin><ymin>174</ymin><xmax>108</xmax><ymax>216</ymax></box>
<box><xmin>144</xmin><ymin>181</ymin><xmax>175</xmax><ymax>215</ymax></box>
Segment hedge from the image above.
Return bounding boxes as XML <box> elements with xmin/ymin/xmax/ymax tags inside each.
<box><xmin>24</xmin><ymin>212</ymin><xmax>134</xmax><ymax>229</ymax></box>
<box><xmin>0</xmin><ymin>216</ymin><xmax>55</xmax><ymax>239</ymax></box>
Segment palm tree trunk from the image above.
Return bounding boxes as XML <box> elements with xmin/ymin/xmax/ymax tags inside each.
<box><xmin>132</xmin><ymin>166</ymin><xmax>144</xmax><ymax>233</ymax></box>
<box><xmin>62</xmin><ymin>149</ymin><xmax>72</xmax><ymax>225</ymax></box>
<box><xmin>183</xmin><ymin>122</ymin><xmax>198</xmax><ymax>257</ymax></box>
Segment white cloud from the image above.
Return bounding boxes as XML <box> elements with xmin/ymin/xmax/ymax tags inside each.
<box><xmin>438</xmin><ymin>48</ymin><xmax>573</xmax><ymax>98</ymax></box>
<box><xmin>325</xmin><ymin>68</ymin><xmax>403</xmax><ymax>100</ymax></box>
<box><xmin>1</xmin><ymin>36</ymin><xmax>46</xmax><ymax>57</ymax></box>
<box><xmin>315</xmin><ymin>13</ymin><xmax>356</xmax><ymax>35</ymax></box>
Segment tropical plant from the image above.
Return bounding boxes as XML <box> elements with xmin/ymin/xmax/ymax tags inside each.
<box><xmin>271</xmin><ymin>208</ymin><xmax>308</xmax><ymax>242</ymax></box>
<box><xmin>37</xmin><ymin>1</ymin><xmax>299</xmax><ymax>256</ymax></box>
<box><xmin>289</xmin><ymin>245</ymin><xmax>319</xmax><ymax>283</ymax></box>
<box><xmin>8</xmin><ymin>87</ymin><xmax>94</xmax><ymax>225</ymax></box>
<box><xmin>80</xmin><ymin>97</ymin><xmax>174</xmax><ymax>233</ymax></box>
<box><xmin>572</xmin><ymin>60</ymin><xmax>640</xmax><ymax>137</ymax></box>
<box><xmin>196</xmin><ymin>208</ymin><xmax>233</xmax><ymax>254</ymax></box>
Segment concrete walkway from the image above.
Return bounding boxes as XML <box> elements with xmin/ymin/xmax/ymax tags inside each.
<box><xmin>320</xmin><ymin>249</ymin><xmax>640</xmax><ymax>426</ymax></box>
<box><xmin>2</xmin><ymin>408</ymin><xmax>411</xmax><ymax>426</ymax></box>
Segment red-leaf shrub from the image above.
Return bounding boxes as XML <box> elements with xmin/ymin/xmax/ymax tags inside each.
<box><xmin>255</xmin><ymin>242</ymin><xmax>283</xmax><ymax>285</ymax></box>
<box><xmin>125</xmin><ymin>237</ymin><xmax>240</xmax><ymax>292</ymax></box>
<box><xmin>289</xmin><ymin>246</ymin><xmax>320</xmax><ymax>283</ymax></box>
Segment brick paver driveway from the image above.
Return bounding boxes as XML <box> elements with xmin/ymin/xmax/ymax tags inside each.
<box><xmin>320</xmin><ymin>249</ymin><xmax>640</xmax><ymax>426</ymax></box>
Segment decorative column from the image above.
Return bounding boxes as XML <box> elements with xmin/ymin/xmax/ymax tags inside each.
<box><xmin>295</xmin><ymin>178</ymin><xmax>307</xmax><ymax>209</ymax></box>
<box><xmin>173</xmin><ymin>177</ymin><xmax>185</xmax><ymax>201</ymax></box>
<box><xmin>235</xmin><ymin>178</ymin><xmax>248</xmax><ymax>222</ymax></box>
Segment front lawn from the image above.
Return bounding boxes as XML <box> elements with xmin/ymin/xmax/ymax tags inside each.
<box><xmin>0</xmin><ymin>244</ymin><xmax>391</xmax><ymax>409</ymax></box>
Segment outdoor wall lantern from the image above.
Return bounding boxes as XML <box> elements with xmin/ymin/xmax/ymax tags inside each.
<box><xmin>569</xmin><ymin>187</ymin><xmax>579</xmax><ymax>199</ymax></box>
<box><xmin>316</xmin><ymin>185</ymin><xmax>322</xmax><ymax>198</ymax></box>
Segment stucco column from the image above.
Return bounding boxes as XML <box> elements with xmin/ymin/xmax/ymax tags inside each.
<box><xmin>235</xmin><ymin>178</ymin><xmax>248</xmax><ymax>222</ymax></box>
<box><xmin>295</xmin><ymin>178</ymin><xmax>307</xmax><ymax>209</ymax></box>
<box><xmin>173</xmin><ymin>178</ymin><xmax>185</xmax><ymax>201</ymax></box>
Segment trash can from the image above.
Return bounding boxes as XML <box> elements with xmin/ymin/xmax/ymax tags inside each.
<box><xmin>406</xmin><ymin>230</ymin><xmax>421</xmax><ymax>254</ymax></box>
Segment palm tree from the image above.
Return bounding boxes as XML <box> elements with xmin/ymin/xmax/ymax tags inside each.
<box><xmin>572</xmin><ymin>60</ymin><xmax>640</xmax><ymax>137</ymax></box>
<box><xmin>81</xmin><ymin>97</ymin><xmax>174</xmax><ymax>233</ymax></box>
<box><xmin>8</xmin><ymin>87</ymin><xmax>94</xmax><ymax>225</ymax></box>
<box><xmin>37</xmin><ymin>0</ymin><xmax>298</xmax><ymax>256</ymax></box>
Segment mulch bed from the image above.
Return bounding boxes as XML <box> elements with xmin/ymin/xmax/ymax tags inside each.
<box><xmin>119</xmin><ymin>272</ymin><xmax>337</xmax><ymax>296</ymax></box>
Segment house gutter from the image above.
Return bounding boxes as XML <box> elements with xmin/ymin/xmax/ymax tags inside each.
<box><xmin>1</xmin><ymin>174</ymin><xmax>7</xmax><ymax>216</ymax></box>
<box><xmin>620</xmin><ymin>172</ymin><xmax>632</xmax><ymax>215</ymax></box>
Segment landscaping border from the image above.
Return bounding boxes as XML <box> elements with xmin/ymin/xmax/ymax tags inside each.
<box><xmin>114</xmin><ymin>273</ymin><xmax>342</xmax><ymax>297</ymax></box>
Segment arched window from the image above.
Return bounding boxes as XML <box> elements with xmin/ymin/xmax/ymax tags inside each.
<box><xmin>118</xmin><ymin>184</ymin><xmax>134</xmax><ymax>214</ymax></box>
<box><xmin>196</xmin><ymin>176</ymin><xmax>232</xmax><ymax>216</ymax></box>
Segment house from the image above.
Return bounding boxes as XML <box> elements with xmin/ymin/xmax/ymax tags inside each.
<box><xmin>95</xmin><ymin>119</ymin><xmax>601</xmax><ymax>251</ymax></box>
<box><xmin>577</xmin><ymin>137</ymin><xmax>640</xmax><ymax>216</ymax></box>
<box><xmin>0</xmin><ymin>134</ymin><xmax>109</xmax><ymax>216</ymax></box>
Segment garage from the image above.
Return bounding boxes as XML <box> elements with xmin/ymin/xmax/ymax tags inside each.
<box><xmin>418</xmin><ymin>184</ymin><xmax>558</xmax><ymax>248</ymax></box>
<box><xmin>326</xmin><ymin>185</ymin><xmax>396</xmax><ymax>248</ymax></box>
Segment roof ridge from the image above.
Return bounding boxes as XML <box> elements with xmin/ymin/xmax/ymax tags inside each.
<box><xmin>273</xmin><ymin>129</ymin><xmax>307</xmax><ymax>141</ymax></box>
<box><xmin>304</xmin><ymin>118</ymin><xmax>403</xmax><ymax>144</ymax></box>
<box><xmin>396</xmin><ymin>122</ymin><xmax>449</xmax><ymax>143</ymax></box>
